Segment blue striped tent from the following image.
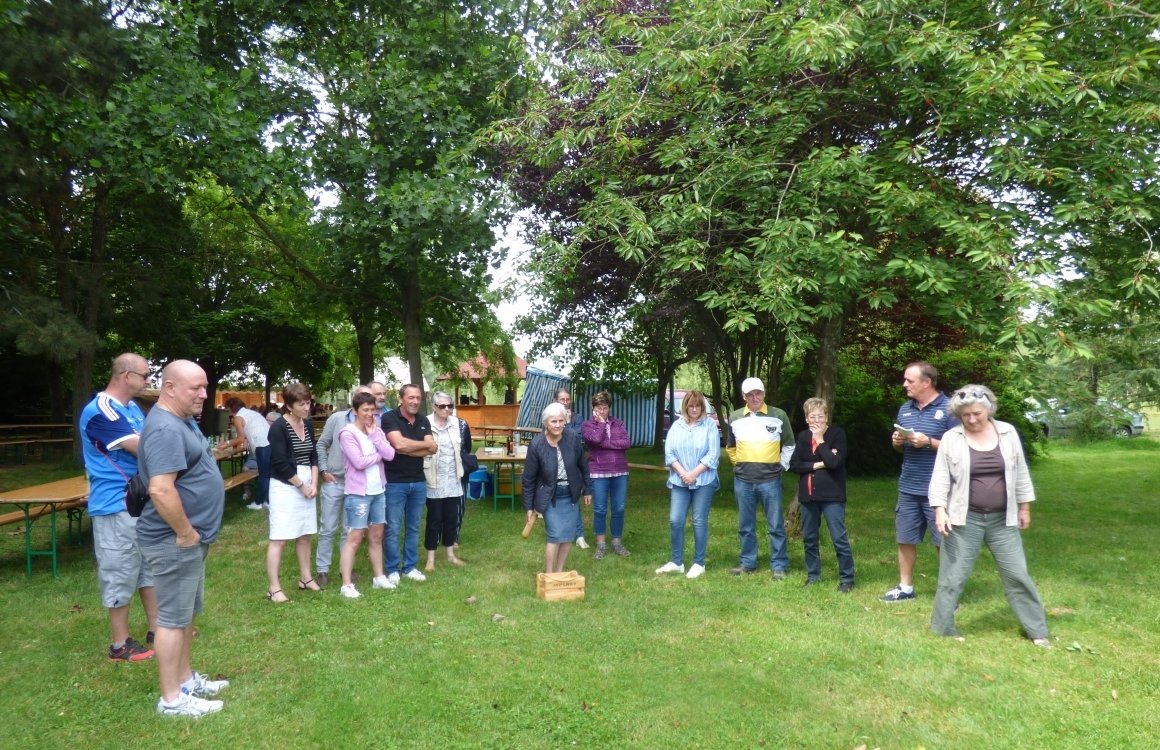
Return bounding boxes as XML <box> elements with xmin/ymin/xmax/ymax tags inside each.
<box><xmin>518</xmin><ymin>367</ymin><xmax>658</xmax><ymax>447</ymax></box>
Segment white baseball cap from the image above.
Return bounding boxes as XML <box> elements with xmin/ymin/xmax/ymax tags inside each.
<box><xmin>741</xmin><ymin>377</ymin><xmax>765</xmax><ymax>395</ymax></box>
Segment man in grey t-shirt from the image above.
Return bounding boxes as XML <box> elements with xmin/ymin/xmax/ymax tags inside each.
<box><xmin>137</xmin><ymin>360</ymin><xmax>229</xmax><ymax>718</ymax></box>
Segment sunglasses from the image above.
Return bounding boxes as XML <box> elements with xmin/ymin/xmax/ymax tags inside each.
<box><xmin>434</xmin><ymin>403</ymin><xmax>453</xmax><ymax>409</ymax></box>
<box><xmin>956</xmin><ymin>389</ymin><xmax>988</xmax><ymax>400</ymax></box>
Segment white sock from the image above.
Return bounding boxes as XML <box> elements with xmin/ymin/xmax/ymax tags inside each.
<box><xmin>899</xmin><ymin>584</ymin><xmax>914</xmax><ymax>594</ymax></box>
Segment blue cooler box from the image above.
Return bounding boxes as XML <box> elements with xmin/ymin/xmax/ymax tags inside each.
<box><xmin>466</xmin><ymin>469</ymin><xmax>492</xmax><ymax>501</ymax></box>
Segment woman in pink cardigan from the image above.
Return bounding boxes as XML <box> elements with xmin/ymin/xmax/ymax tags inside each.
<box><xmin>581</xmin><ymin>390</ymin><xmax>632</xmax><ymax>559</ymax></box>
<box><xmin>336</xmin><ymin>391</ymin><xmax>396</xmax><ymax>599</ymax></box>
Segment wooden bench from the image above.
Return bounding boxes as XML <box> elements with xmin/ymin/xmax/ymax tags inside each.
<box><xmin>0</xmin><ymin>476</ymin><xmax>90</xmax><ymax>576</ymax></box>
<box><xmin>222</xmin><ymin>469</ymin><xmax>258</xmax><ymax>492</ymax></box>
<box><xmin>0</xmin><ymin>497</ymin><xmax>86</xmax><ymax>529</ymax></box>
<box><xmin>0</xmin><ymin>437</ymin><xmax>74</xmax><ymax>464</ymax></box>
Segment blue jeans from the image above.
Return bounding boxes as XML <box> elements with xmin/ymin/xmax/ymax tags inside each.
<box><xmin>591</xmin><ymin>474</ymin><xmax>628</xmax><ymax>538</ymax></box>
<box><xmin>799</xmin><ymin>501</ymin><xmax>855</xmax><ymax>584</ymax></box>
<box><xmin>254</xmin><ymin>445</ymin><xmax>272</xmax><ymax>506</ymax></box>
<box><xmin>669</xmin><ymin>480</ymin><xmax>717</xmax><ymax>566</ymax></box>
<box><xmin>315</xmin><ymin>479</ymin><xmax>347</xmax><ymax>574</ymax></box>
<box><xmin>383</xmin><ymin>481</ymin><xmax>426</xmax><ymax>574</ymax></box>
<box><xmin>735</xmin><ymin>477</ymin><xmax>788</xmax><ymax>572</ymax></box>
<box><xmin>575</xmin><ymin>504</ymin><xmax>586</xmax><ymax>540</ymax></box>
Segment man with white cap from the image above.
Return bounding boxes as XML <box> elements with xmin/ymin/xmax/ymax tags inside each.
<box><xmin>725</xmin><ymin>377</ymin><xmax>793</xmax><ymax>579</ymax></box>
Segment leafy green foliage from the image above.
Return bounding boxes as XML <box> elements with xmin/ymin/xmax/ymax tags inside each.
<box><xmin>492</xmin><ymin>0</ymin><xmax>1160</xmax><ymax>416</ymax></box>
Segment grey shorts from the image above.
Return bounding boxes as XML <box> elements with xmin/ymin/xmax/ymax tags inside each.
<box><xmin>139</xmin><ymin>536</ymin><xmax>208</xmax><ymax>629</ymax></box>
<box><xmin>92</xmin><ymin>512</ymin><xmax>152</xmax><ymax>609</ymax></box>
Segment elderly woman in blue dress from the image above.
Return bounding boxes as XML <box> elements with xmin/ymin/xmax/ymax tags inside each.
<box><xmin>656</xmin><ymin>390</ymin><xmax>720</xmax><ymax>579</ymax></box>
<box><xmin>522</xmin><ymin>402</ymin><xmax>591</xmax><ymax>573</ymax></box>
<box><xmin>929</xmin><ymin>384</ymin><xmax>1050</xmax><ymax>647</ymax></box>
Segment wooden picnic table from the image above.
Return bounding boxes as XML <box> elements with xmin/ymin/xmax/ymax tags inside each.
<box><xmin>0</xmin><ymin>476</ymin><xmax>89</xmax><ymax>577</ymax></box>
<box><xmin>474</xmin><ymin>424</ymin><xmax>541</xmax><ymax>448</ymax></box>
<box><xmin>474</xmin><ymin>448</ymin><xmax>526</xmax><ymax>510</ymax></box>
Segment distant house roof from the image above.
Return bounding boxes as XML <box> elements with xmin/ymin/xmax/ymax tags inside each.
<box><xmin>440</xmin><ymin>354</ymin><xmax>528</xmax><ymax>382</ymax></box>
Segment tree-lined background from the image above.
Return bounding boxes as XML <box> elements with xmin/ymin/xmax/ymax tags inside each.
<box><xmin>3</xmin><ymin>0</ymin><xmax>1157</xmax><ymax>470</ymax></box>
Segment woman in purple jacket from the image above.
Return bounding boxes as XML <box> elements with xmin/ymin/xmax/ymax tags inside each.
<box><xmin>582</xmin><ymin>391</ymin><xmax>632</xmax><ymax>559</ymax></box>
<box><xmin>336</xmin><ymin>391</ymin><xmax>396</xmax><ymax>599</ymax></box>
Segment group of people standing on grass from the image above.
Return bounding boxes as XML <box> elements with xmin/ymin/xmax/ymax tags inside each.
<box><xmin>262</xmin><ymin>381</ymin><xmax>476</xmax><ymax>602</ymax></box>
<box><xmin>78</xmin><ymin>355</ymin><xmax>1050</xmax><ymax>718</ymax></box>
<box><xmin>524</xmin><ymin>365</ymin><xmax>1050</xmax><ymax>649</ymax></box>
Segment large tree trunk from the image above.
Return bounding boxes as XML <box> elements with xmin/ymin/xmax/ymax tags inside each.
<box><xmin>814</xmin><ymin>312</ymin><xmax>846</xmax><ymax>412</ymax></box>
<box><xmin>355</xmin><ymin>327</ymin><xmax>376</xmax><ymax>385</ymax></box>
<box><xmin>399</xmin><ymin>254</ymin><xmax>424</xmax><ymax>394</ymax></box>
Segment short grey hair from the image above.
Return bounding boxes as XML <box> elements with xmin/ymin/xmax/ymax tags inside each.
<box><xmin>541</xmin><ymin>401</ymin><xmax>567</xmax><ymax>426</ymax></box>
<box><xmin>431</xmin><ymin>390</ymin><xmax>453</xmax><ymax>407</ymax></box>
<box><xmin>948</xmin><ymin>384</ymin><xmax>998</xmax><ymax>418</ymax></box>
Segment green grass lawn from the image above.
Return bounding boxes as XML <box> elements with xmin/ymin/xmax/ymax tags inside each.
<box><xmin>0</xmin><ymin>439</ymin><xmax>1157</xmax><ymax>749</ymax></box>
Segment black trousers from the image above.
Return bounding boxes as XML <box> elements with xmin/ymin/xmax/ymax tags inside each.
<box><xmin>425</xmin><ymin>495</ymin><xmax>461</xmax><ymax>550</ymax></box>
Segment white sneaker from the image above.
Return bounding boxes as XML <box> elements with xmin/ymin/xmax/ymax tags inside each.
<box><xmin>245</xmin><ymin>502</ymin><xmax>265</xmax><ymax>511</ymax></box>
<box><xmin>655</xmin><ymin>561</ymin><xmax>685</xmax><ymax>575</ymax></box>
<box><xmin>371</xmin><ymin>575</ymin><xmax>395</xmax><ymax>590</ymax></box>
<box><xmin>686</xmin><ymin>563</ymin><xmax>706</xmax><ymax>579</ymax></box>
<box><xmin>340</xmin><ymin>584</ymin><xmax>361</xmax><ymax>598</ymax></box>
<box><xmin>575</xmin><ymin>536</ymin><xmax>589</xmax><ymax>549</ymax></box>
<box><xmin>387</xmin><ymin>572</ymin><xmax>400</xmax><ymax>586</ymax></box>
<box><xmin>183</xmin><ymin>672</ymin><xmax>229</xmax><ymax>697</ymax></box>
<box><xmin>157</xmin><ymin>692</ymin><xmax>223</xmax><ymax>717</ymax></box>
<box><xmin>404</xmin><ymin>568</ymin><xmax>427</xmax><ymax>582</ymax></box>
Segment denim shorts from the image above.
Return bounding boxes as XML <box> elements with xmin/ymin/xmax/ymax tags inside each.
<box><xmin>344</xmin><ymin>491</ymin><xmax>387</xmax><ymax>530</ymax></box>
<box><xmin>895</xmin><ymin>491</ymin><xmax>941</xmax><ymax>547</ymax></box>
<box><xmin>138</xmin><ymin>536</ymin><xmax>208</xmax><ymax>629</ymax></box>
<box><xmin>92</xmin><ymin>512</ymin><xmax>153</xmax><ymax>609</ymax></box>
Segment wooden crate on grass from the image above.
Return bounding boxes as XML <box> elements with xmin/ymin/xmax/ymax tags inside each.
<box><xmin>536</xmin><ymin>570</ymin><xmax>585</xmax><ymax>601</ymax></box>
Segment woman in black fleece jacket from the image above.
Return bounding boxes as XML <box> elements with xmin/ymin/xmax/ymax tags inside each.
<box><xmin>789</xmin><ymin>397</ymin><xmax>855</xmax><ymax>591</ymax></box>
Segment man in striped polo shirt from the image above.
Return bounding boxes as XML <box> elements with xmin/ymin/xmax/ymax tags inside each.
<box><xmin>726</xmin><ymin>377</ymin><xmax>793</xmax><ymax>579</ymax></box>
<box><xmin>881</xmin><ymin>361</ymin><xmax>956</xmax><ymax>602</ymax></box>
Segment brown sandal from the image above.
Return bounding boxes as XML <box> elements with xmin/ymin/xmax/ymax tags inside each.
<box><xmin>298</xmin><ymin>578</ymin><xmax>321</xmax><ymax>592</ymax></box>
<box><xmin>266</xmin><ymin>589</ymin><xmax>288</xmax><ymax>603</ymax></box>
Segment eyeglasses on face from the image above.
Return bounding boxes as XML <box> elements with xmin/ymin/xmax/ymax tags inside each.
<box><xmin>434</xmin><ymin>403</ymin><xmax>453</xmax><ymax>409</ymax></box>
<box><xmin>124</xmin><ymin>370</ymin><xmax>150</xmax><ymax>379</ymax></box>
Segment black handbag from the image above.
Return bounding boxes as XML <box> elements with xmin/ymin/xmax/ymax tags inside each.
<box><xmin>96</xmin><ymin>441</ymin><xmax>152</xmax><ymax>517</ymax></box>
<box><xmin>123</xmin><ymin>471</ymin><xmax>152</xmax><ymax>517</ymax></box>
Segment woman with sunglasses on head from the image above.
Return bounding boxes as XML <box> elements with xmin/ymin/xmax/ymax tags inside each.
<box><xmin>928</xmin><ymin>385</ymin><xmax>1050</xmax><ymax>647</ymax></box>
<box><xmin>422</xmin><ymin>392</ymin><xmax>472</xmax><ymax>572</ymax></box>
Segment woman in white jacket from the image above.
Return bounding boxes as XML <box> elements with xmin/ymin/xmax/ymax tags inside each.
<box><xmin>928</xmin><ymin>384</ymin><xmax>1050</xmax><ymax>647</ymax></box>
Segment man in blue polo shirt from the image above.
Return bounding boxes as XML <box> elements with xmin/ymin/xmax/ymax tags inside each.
<box><xmin>79</xmin><ymin>352</ymin><xmax>158</xmax><ymax>662</ymax></box>
<box><xmin>881</xmin><ymin>361</ymin><xmax>956</xmax><ymax>602</ymax></box>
